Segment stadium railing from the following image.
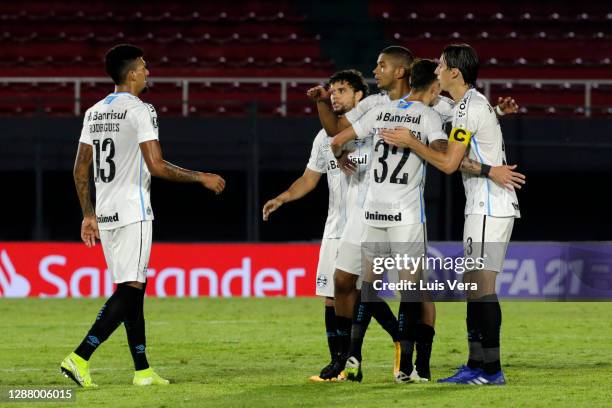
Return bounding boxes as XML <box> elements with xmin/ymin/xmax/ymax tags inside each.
<box><xmin>0</xmin><ymin>77</ymin><xmax>611</xmax><ymax>117</ymax></box>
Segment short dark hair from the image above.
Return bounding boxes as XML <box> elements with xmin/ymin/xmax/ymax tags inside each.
<box><xmin>105</xmin><ymin>44</ymin><xmax>144</xmax><ymax>85</ymax></box>
<box><xmin>380</xmin><ymin>45</ymin><xmax>415</xmax><ymax>70</ymax></box>
<box><xmin>442</xmin><ymin>43</ymin><xmax>479</xmax><ymax>86</ymax></box>
<box><xmin>409</xmin><ymin>59</ymin><xmax>438</xmax><ymax>91</ymax></box>
<box><xmin>328</xmin><ymin>69</ymin><xmax>369</xmax><ymax>97</ymax></box>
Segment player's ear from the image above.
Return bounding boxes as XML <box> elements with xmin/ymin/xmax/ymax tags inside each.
<box><xmin>354</xmin><ymin>90</ymin><xmax>364</xmax><ymax>103</ymax></box>
<box><xmin>430</xmin><ymin>81</ymin><xmax>441</xmax><ymax>96</ymax></box>
<box><xmin>396</xmin><ymin>66</ymin><xmax>407</xmax><ymax>80</ymax></box>
<box><xmin>451</xmin><ymin>67</ymin><xmax>461</xmax><ymax>81</ymax></box>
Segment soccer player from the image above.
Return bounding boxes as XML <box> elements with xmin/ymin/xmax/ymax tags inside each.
<box><xmin>308</xmin><ymin>46</ymin><xmax>523</xmax><ymax>382</ymax></box>
<box><xmin>263</xmin><ymin>69</ymin><xmax>368</xmax><ymax>382</ymax></box>
<box><xmin>61</xmin><ymin>44</ymin><xmax>225</xmax><ymax>388</ymax></box>
<box><xmin>381</xmin><ymin>44</ymin><xmax>523</xmax><ymax>385</ymax></box>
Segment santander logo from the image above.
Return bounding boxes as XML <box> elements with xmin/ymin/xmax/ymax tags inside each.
<box><xmin>0</xmin><ymin>250</ymin><xmax>31</xmax><ymax>297</ymax></box>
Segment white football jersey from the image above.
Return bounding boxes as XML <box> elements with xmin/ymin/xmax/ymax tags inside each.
<box><xmin>451</xmin><ymin>88</ymin><xmax>520</xmax><ymax>218</ymax></box>
<box><xmin>79</xmin><ymin>92</ymin><xmax>159</xmax><ymax>230</ymax></box>
<box><xmin>307</xmin><ymin>129</ymin><xmax>351</xmax><ymax>238</ymax></box>
<box><xmin>344</xmin><ymin>137</ymin><xmax>372</xmax><ymax>212</ymax></box>
<box><xmin>353</xmin><ymin>99</ymin><xmax>447</xmax><ymax>227</ymax></box>
<box><xmin>346</xmin><ymin>93</ymin><xmax>455</xmax><ymax>125</ymax></box>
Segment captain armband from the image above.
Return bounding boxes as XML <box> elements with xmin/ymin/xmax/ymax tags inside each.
<box><xmin>449</xmin><ymin>127</ymin><xmax>472</xmax><ymax>146</ymax></box>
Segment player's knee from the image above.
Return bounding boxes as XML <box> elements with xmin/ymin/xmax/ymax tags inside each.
<box><xmin>334</xmin><ymin>269</ymin><xmax>356</xmax><ymax>295</ymax></box>
<box><xmin>324</xmin><ymin>297</ymin><xmax>334</xmax><ymax>307</ymax></box>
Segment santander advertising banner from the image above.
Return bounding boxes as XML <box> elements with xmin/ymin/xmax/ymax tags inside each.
<box><xmin>0</xmin><ymin>242</ymin><xmax>611</xmax><ymax>299</ymax></box>
<box><xmin>0</xmin><ymin>243</ymin><xmax>316</xmax><ymax>298</ymax></box>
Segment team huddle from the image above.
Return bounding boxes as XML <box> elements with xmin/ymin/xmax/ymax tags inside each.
<box><xmin>264</xmin><ymin>44</ymin><xmax>525</xmax><ymax>385</ymax></box>
<box><xmin>60</xmin><ymin>42</ymin><xmax>525</xmax><ymax>389</ymax></box>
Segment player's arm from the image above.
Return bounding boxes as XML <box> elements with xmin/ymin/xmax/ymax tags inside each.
<box><xmin>420</xmin><ymin>139</ymin><xmax>526</xmax><ymax>189</ymax></box>
<box><xmin>382</xmin><ymin>128</ymin><xmax>466</xmax><ymax>174</ymax></box>
<box><xmin>73</xmin><ymin>142</ymin><xmax>98</xmax><ymax>247</ymax></box>
<box><xmin>329</xmin><ymin>125</ymin><xmax>358</xmax><ymax>158</ymax></box>
<box><xmin>139</xmin><ymin>140</ymin><xmax>225</xmax><ymax>194</ymax></box>
<box><xmin>307</xmin><ymin>85</ymin><xmax>351</xmax><ymax>135</ymax></box>
<box><xmin>262</xmin><ymin>169</ymin><xmax>322</xmax><ymax>221</ymax></box>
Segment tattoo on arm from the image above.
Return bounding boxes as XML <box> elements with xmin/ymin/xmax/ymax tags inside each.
<box><xmin>459</xmin><ymin>157</ymin><xmax>483</xmax><ymax>176</ymax></box>
<box><xmin>159</xmin><ymin>161</ymin><xmax>201</xmax><ymax>183</ymax></box>
<box><xmin>73</xmin><ymin>144</ymin><xmax>95</xmax><ymax>217</ymax></box>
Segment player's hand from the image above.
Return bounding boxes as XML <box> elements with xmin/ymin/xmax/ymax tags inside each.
<box><xmin>306</xmin><ymin>85</ymin><xmax>330</xmax><ymax>102</ymax></box>
<box><xmin>337</xmin><ymin>151</ymin><xmax>357</xmax><ymax>175</ymax></box>
<box><xmin>497</xmin><ymin>97</ymin><xmax>519</xmax><ymax>115</ymax></box>
<box><xmin>489</xmin><ymin>164</ymin><xmax>526</xmax><ymax>191</ymax></box>
<box><xmin>200</xmin><ymin>173</ymin><xmax>225</xmax><ymax>194</ymax></box>
<box><xmin>380</xmin><ymin>127</ymin><xmax>418</xmax><ymax>149</ymax></box>
<box><xmin>262</xmin><ymin>198</ymin><xmax>283</xmax><ymax>221</ymax></box>
<box><xmin>81</xmin><ymin>216</ymin><xmax>99</xmax><ymax>248</ymax></box>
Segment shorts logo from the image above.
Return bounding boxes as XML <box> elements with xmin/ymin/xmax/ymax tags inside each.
<box><xmin>449</xmin><ymin>127</ymin><xmax>472</xmax><ymax>146</ymax></box>
<box><xmin>316</xmin><ymin>275</ymin><xmax>328</xmax><ymax>288</ymax></box>
<box><xmin>97</xmin><ymin>212</ymin><xmax>120</xmax><ymax>223</ymax></box>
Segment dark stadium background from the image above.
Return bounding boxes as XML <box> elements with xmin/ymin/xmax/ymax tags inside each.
<box><xmin>0</xmin><ymin>0</ymin><xmax>610</xmax><ymax>243</ymax></box>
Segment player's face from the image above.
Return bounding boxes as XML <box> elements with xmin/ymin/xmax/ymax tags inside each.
<box><xmin>329</xmin><ymin>81</ymin><xmax>356</xmax><ymax>114</ymax></box>
<box><xmin>373</xmin><ymin>54</ymin><xmax>396</xmax><ymax>90</ymax></box>
<box><xmin>435</xmin><ymin>55</ymin><xmax>452</xmax><ymax>91</ymax></box>
<box><xmin>131</xmin><ymin>57</ymin><xmax>150</xmax><ymax>94</ymax></box>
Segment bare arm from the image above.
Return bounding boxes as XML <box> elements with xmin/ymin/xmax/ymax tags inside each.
<box><xmin>73</xmin><ymin>142</ymin><xmax>98</xmax><ymax>247</ymax></box>
<box><xmin>330</xmin><ymin>126</ymin><xmax>358</xmax><ymax>157</ymax></box>
<box><xmin>262</xmin><ymin>169</ymin><xmax>322</xmax><ymax>220</ymax></box>
<box><xmin>139</xmin><ymin>140</ymin><xmax>225</xmax><ymax>194</ymax></box>
<box><xmin>420</xmin><ymin>139</ymin><xmax>526</xmax><ymax>189</ymax></box>
<box><xmin>381</xmin><ymin>129</ymin><xmax>466</xmax><ymax>174</ymax></box>
<box><xmin>307</xmin><ymin>85</ymin><xmax>351</xmax><ymax>135</ymax></box>
<box><xmin>73</xmin><ymin>142</ymin><xmax>95</xmax><ymax>217</ymax></box>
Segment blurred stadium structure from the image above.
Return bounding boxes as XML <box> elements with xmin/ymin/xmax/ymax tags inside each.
<box><xmin>0</xmin><ymin>0</ymin><xmax>610</xmax><ymax>245</ymax></box>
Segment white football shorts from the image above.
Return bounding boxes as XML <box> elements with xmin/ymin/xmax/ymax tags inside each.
<box><xmin>100</xmin><ymin>220</ymin><xmax>152</xmax><ymax>283</ymax></box>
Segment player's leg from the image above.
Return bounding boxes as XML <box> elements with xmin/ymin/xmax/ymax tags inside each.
<box><xmin>462</xmin><ymin>216</ymin><xmax>513</xmax><ymax>385</ymax></box>
<box><xmin>439</xmin><ymin>215</ymin><xmax>513</xmax><ymax>385</ymax></box>
<box><xmin>414</xmin><ymin>224</ymin><xmax>435</xmax><ymax>380</ymax></box>
<box><xmin>415</xmin><ymin>293</ymin><xmax>436</xmax><ymax>381</ymax></box>
<box><xmin>391</xmin><ymin>224</ymin><xmax>429</xmax><ymax>383</ymax></box>
<box><xmin>310</xmin><ymin>239</ymin><xmax>342</xmax><ymax>381</ymax></box>
<box><xmin>333</xmin><ymin>239</ymin><xmax>362</xmax><ymax>358</ymax></box>
<box><xmin>318</xmin><ymin>267</ymin><xmax>358</xmax><ymax>380</ymax></box>
<box><xmin>343</xmin><ymin>226</ymin><xmax>395</xmax><ymax>381</ymax></box>
<box><xmin>61</xmin><ymin>228</ymin><xmax>125</xmax><ymax>388</ymax></box>
<box><xmin>117</xmin><ymin>221</ymin><xmax>168</xmax><ymax>386</ymax></box>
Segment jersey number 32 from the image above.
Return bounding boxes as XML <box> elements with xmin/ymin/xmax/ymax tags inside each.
<box><xmin>373</xmin><ymin>139</ymin><xmax>409</xmax><ymax>185</ymax></box>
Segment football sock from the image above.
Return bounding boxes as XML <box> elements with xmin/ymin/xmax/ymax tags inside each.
<box><xmin>415</xmin><ymin>323</ymin><xmax>435</xmax><ymax>379</ymax></box>
<box><xmin>398</xmin><ymin>292</ymin><xmax>422</xmax><ymax>374</ymax></box>
<box><xmin>466</xmin><ymin>300</ymin><xmax>484</xmax><ymax>370</ymax></box>
<box><xmin>74</xmin><ymin>283</ymin><xmax>130</xmax><ymax>360</ymax></box>
<box><xmin>348</xmin><ymin>297</ymin><xmax>372</xmax><ymax>362</ymax></box>
<box><xmin>371</xmin><ymin>301</ymin><xmax>400</xmax><ymax>342</ymax></box>
<box><xmin>335</xmin><ymin>316</ymin><xmax>352</xmax><ymax>361</ymax></box>
<box><xmin>324</xmin><ymin>305</ymin><xmax>340</xmax><ymax>362</ymax></box>
<box><xmin>478</xmin><ymin>294</ymin><xmax>502</xmax><ymax>375</ymax></box>
<box><xmin>124</xmin><ymin>284</ymin><xmax>149</xmax><ymax>371</ymax></box>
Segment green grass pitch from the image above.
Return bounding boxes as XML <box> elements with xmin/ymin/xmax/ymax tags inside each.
<box><xmin>0</xmin><ymin>298</ymin><xmax>610</xmax><ymax>407</ymax></box>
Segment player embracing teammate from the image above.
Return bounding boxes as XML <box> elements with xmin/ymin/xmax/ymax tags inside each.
<box><xmin>308</xmin><ymin>45</ymin><xmax>524</xmax><ymax>384</ymax></box>
<box><xmin>381</xmin><ymin>43</ymin><xmax>524</xmax><ymax>385</ymax></box>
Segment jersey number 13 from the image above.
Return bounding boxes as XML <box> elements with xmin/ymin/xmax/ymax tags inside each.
<box><xmin>93</xmin><ymin>138</ymin><xmax>116</xmax><ymax>183</ymax></box>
